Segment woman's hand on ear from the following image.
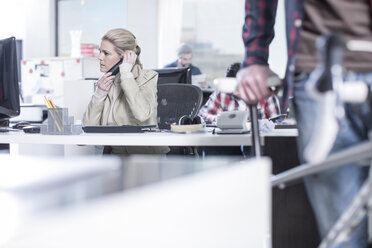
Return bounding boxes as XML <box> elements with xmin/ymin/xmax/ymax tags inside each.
<box><xmin>120</xmin><ymin>50</ymin><xmax>137</xmax><ymax>73</ymax></box>
<box><xmin>122</xmin><ymin>50</ymin><xmax>137</xmax><ymax>65</ymax></box>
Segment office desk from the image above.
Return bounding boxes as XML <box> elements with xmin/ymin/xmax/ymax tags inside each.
<box><xmin>0</xmin><ymin>128</ymin><xmax>296</xmax><ymax>156</ymax></box>
<box><xmin>0</xmin><ymin>128</ymin><xmax>297</xmax><ymax>146</ymax></box>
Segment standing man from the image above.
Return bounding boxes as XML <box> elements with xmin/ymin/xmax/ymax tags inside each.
<box><xmin>164</xmin><ymin>43</ymin><xmax>202</xmax><ymax>75</ymax></box>
<box><xmin>236</xmin><ymin>0</ymin><xmax>372</xmax><ymax>247</ymax></box>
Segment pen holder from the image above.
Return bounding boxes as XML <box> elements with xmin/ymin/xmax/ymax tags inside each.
<box><xmin>41</xmin><ymin>108</ymin><xmax>82</xmax><ymax>135</ymax></box>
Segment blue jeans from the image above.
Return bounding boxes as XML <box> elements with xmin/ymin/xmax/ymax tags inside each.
<box><xmin>293</xmin><ymin>72</ymin><xmax>372</xmax><ymax>248</ymax></box>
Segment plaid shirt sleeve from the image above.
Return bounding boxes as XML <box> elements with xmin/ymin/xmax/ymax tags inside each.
<box><xmin>242</xmin><ymin>0</ymin><xmax>278</xmax><ymax>67</ymax></box>
<box><xmin>198</xmin><ymin>92</ymin><xmax>243</xmax><ymax>123</ymax></box>
<box><xmin>198</xmin><ymin>91</ymin><xmax>223</xmax><ymax>123</ymax></box>
<box><xmin>200</xmin><ymin>91</ymin><xmax>281</xmax><ymax>122</ymax></box>
<box><xmin>257</xmin><ymin>94</ymin><xmax>281</xmax><ymax>119</ymax></box>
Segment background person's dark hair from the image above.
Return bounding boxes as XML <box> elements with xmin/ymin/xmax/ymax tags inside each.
<box><xmin>225</xmin><ymin>63</ymin><xmax>241</xmax><ymax>78</ymax></box>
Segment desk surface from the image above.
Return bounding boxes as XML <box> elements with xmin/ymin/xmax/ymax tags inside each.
<box><xmin>0</xmin><ymin>128</ymin><xmax>297</xmax><ymax>146</ymax></box>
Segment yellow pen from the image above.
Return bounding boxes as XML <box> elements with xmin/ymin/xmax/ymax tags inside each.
<box><xmin>44</xmin><ymin>96</ymin><xmax>62</xmax><ymax>132</ymax></box>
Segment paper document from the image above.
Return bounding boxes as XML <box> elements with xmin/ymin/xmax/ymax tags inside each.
<box><xmin>192</xmin><ymin>74</ymin><xmax>207</xmax><ymax>88</ymax></box>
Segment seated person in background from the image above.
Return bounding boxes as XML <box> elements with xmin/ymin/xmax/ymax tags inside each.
<box><xmin>198</xmin><ymin>62</ymin><xmax>281</xmax><ymax>124</ymax></box>
<box><xmin>164</xmin><ymin>43</ymin><xmax>202</xmax><ymax>75</ymax></box>
<box><xmin>83</xmin><ymin>28</ymin><xmax>169</xmax><ymax>155</ymax></box>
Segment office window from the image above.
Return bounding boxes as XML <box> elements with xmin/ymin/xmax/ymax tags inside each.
<box><xmin>170</xmin><ymin>0</ymin><xmax>286</xmax><ymax>86</ymax></box>
<box><xmin>57</xmin><ymin>0</ymin><xmax>127</xmax><ymax>56</ymax></box>
<box><xmin>179</xmin><ymin>0</ymin><xmax>245</xmax><ymax>84</ymax></box>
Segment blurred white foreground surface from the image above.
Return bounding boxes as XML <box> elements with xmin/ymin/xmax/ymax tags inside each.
<box><xmin>3</xmin><ymin>156</ymin><xmax>272</xmax><ymax>248</ymax></box>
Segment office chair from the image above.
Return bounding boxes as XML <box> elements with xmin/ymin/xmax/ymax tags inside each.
<box><xmin>157</xmin><ymin>83</ymin><xmax>203</xmax><ymax>130</ymax></box>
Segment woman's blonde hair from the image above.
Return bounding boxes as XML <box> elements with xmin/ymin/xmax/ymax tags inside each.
<box><xmin>102</xmin><ymin>28</ymin><xmax>142</xmax><ymax>68</ymax></box>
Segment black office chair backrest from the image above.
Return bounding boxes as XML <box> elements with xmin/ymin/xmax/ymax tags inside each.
<box><xmin>157</xmin><ymin>83</ymin><xmax>203</xmax><ymax>130</ymax></box>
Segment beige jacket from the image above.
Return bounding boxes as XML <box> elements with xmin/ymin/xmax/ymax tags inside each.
<box><xmin>83</xmin><ymin>64</ymin><xmax>170</xmax><ymax>155</ymax></box>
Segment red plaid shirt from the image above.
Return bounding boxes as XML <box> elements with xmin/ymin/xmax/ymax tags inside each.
<box><xmin>198</xmin><ymin>91</ymin><xmax>281</xmax><ymax>123</ymax></box>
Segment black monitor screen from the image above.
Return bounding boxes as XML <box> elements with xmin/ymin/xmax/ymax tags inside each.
<box><xmin>154</xmin><ymin>67</ymin><xmax>192</xmax><ymax>85</ymax></box>
<box><xmin>0</xmin><ymin>37</ymin><xmax>20</xmax><ymax>121</ymax></box>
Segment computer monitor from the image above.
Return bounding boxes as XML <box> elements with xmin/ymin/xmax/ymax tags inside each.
<box><xmin>0</xmin><ymin>37</ymin><xmax>20</xmax><ymax>125</ymax></box>
<box><xmin>154</xmin><ymin>67</ymin><xmax>192</xmax><ymax>85</ymax></box>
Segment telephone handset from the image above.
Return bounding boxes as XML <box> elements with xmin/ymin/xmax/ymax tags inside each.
<box><xmin>107</xmin><ymin>59</ymin><xmax>123</xmax><ymax>76</ymax></box>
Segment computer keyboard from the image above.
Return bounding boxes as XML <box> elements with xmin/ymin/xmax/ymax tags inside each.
<box><xmin>82</xmin><ymin>125</ymin><xmax>156</xmax><ymax>133</ymax></box>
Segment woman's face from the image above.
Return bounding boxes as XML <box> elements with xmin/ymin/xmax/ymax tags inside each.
<box><xmin>98</xmin><ymin>40</ymin><xmax>121</xmax><ymax>73</ymax></box>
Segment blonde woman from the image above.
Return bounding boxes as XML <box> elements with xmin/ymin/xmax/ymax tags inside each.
<box><xmin>83</xmin><ymin>28</ymin><xmax>169</xmax><ymax>155</ymax></box>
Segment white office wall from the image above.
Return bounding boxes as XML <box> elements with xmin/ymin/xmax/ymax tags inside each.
<box><xmin>0</xmin><ymin>0</ymin><xmax>55</xmax><ymax>59</ymax></box>
<box><xmin>127</xmin><ymin>0</ymin><xmax>159</xmax><ymax>69</ymax></box>
<box><xmin>157</xmin><ymin>0</ymin><xmax>183</xmax><ymax>68</ymax></box>
<box><xmin>24</xmin><ymin>0</ymin><xmax>56</xmax><ymax>59</ymax></box>
<box><xmin>0</xmin><ymin>0</ymin><xmax>26</xmax><ymax>40</ymax></box>
<box><xmin>268</xmin><ymin>0</ymin><xmax>287</xmax><ymax>78</ymax></box>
